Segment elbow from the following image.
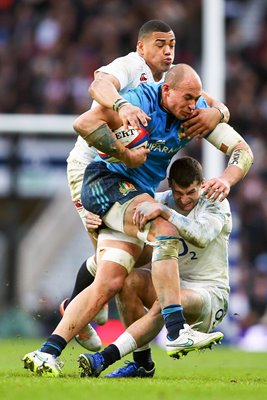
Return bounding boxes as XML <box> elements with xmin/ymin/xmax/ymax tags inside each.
<box><xmin>73</xmin><ymin>116</ymin><xmax>81</xmax><ymax>135</ymax></box>
<box><xmin>247</xmin><ymin>147</ymin><xmax>254</xmax><ymax>175</ymax></box>
<box><xmin>88</xmin><ymin>79</ymin><xmax>101</xmax><ymax>99</ymax></box>
<box><xmin>246</xmin><ymin>146</ymin><xmax>254</xmax><ymax>172</ymax></box>
<box><xmin>73</xmin><ymin>115</ymin><xmax>86</xmax><ymax>137</ymax></box>
<box><xmin>248</xmin><ymin>146</ymin><xmax>254</xmax><ymax>165</ymax></box>
<box><xmin>88</xmin><ymin>80</ymin><xmax>95</xmax><ymax>98</ymax></box>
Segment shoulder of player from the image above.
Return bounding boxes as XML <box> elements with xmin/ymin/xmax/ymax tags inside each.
<box><xmin>198</xmin><ymin>194</ymin><xmax>230</xmax><ymax>213</ymax></box>
<box><xmin>155</xmin><ymin>190</ymin><xmax>172</xmax><ymax>203</ymax></box>
<box><xmin>127</xmin><ymin>82</ymin><xmax>160</xmax><ymax>103</ymax></box>
<box><xmin>96</xmin><ymin>52</ymin><xmax>142</xmax><ymax>73</ymax></box>
<box><xmin>116</xmin><ymin>52</ymin><xmax>148</xmax><ymax>69</ymax></box>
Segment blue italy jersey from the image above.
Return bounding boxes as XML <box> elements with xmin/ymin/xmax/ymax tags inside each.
<box><xmin>104</xmin><ymin>83</ymin><xmax>208</xmax><ymax>195</ymax></box>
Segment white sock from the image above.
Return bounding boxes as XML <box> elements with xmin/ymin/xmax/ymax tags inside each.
<box><xmin>113</xmin><ymin>331</ymin><xmax>137</xmax><ymax>358</ymax></box>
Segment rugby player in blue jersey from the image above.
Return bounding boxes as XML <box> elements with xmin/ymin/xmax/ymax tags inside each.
<box><xmin>61</xmin><ymin>19</ymin><xmax>230</xmax><ymax>353</ymax></box>
<box><xmin>22</xmin><ymin>64</ymin><xmax>253</xmax><ymax>377</ymax></box>
<box><xmin>22</xmin><ymin>20</ymin><xmax>229</xmax><ymax>375</ymax></box>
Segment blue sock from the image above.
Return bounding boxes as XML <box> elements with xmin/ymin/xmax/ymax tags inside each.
<box><xmin>161</xmin><ymin>304</ymin><xmax>186</xmax><ymax>340</ymax></box>
<box><xmin>40</xmin><ymin>334</ymin><xmax>67</xmax><ymax>357</ymax></box>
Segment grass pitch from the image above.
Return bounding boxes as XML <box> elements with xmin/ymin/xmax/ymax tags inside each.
<box><xmin>0</xmin><ymin>338</ymin><xmax>266</xmax><ymax>400</ymax></box>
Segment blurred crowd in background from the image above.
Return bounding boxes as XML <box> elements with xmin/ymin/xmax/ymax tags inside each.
<box><xmin>1</xmin><ymin>0</ymin><xmax>267</xmax><ymax>349</ymax></box>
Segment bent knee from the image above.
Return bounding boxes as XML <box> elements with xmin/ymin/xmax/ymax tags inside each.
<box><xmin>108</xmin><ymin>275</ymin><xmax>126</xmax><ymax>295</ymax></box>
<box><xmin>98</xmin><ymin>272</ymin><xmax>126</xmax><ymax>299</ymax></box>
<box><xmin>150</xmin><ymin>217</ymin><xmax>178</xmax><ymax>239</ymax></box>
<box><xmin>73</xmin><ymin>115</ymin><xmax>84</xmax><ymax>134</ymax></box>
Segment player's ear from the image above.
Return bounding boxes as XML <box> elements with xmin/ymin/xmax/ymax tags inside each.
<box><xmin>162</xmin><ymin>83</ymin><xmax>169</xmax><ymax>94</ymax></box>
<box><xmin>137</xmin><ymin>40</ymin><xmax>144</xmax><ymax>55</ymax></box>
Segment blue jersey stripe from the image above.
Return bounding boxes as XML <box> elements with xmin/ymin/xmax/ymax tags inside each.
<box><xmin>93</xmin><ymin>182</ymin><xmax>109</xmax><ymax>214</ymax></box>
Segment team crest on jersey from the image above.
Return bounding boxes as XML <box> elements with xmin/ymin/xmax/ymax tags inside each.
<box><xmin>119</xmin><ymin>181</ymin><xmax>137</xmax><ymax>196</ymax></box>
<box><xmin>140</xmin><ymin>73</ymin><xmax>148</xmax><ymax>82</ymax></box>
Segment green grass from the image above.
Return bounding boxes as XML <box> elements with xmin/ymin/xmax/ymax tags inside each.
<box><xmin>0</xmin><ymin>338</ymin><xmax>266</xmax><ymax>400</ymax></box>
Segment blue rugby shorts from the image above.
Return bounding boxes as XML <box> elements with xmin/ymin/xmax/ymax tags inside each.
<box><xmin>81</xmin><ymin>161</ymin><xmax>146</xmax><ymax>218</ymax></box>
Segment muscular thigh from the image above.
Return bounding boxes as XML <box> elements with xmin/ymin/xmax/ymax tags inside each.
<box><xmin>103</xmin><ymin>193</ymin><xmax>154</xmax><ymax>238</ymax></box>
<box><xmin>97</xmin><ymin>228</ymin><xmax>144</xmax><ymax>274</ymax></box>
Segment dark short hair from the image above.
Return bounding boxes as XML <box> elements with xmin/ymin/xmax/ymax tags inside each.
<box><xmin>168</xmin><ymin>156</ymin><xmax>203</xmax><ymax>187</ymax></box>
<box><xmin>138</xmin><ymin>20</ymin><xmax>173</xmax><ymax>39</ymax></box>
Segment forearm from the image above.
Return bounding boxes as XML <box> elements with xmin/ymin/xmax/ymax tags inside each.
<box><xmin>83</xmin><ymin>123</ymin><xmax>141</xmax><ymax>166</ymax></box>
<box><xmin>75</xmin><ymin>120</ymin><xmax>148</xmax><ymax>168</ymax></box>
<box><xmin>135</xmin><ymin>202</ymin><xmax>223</xmax><ymax>247</ymax></box>
<box><xmin>167</xmin><ymin>207</ymin><xmax>222</xmax><ymax>248</ymax></box>
<box><xmin>207</xmin><ymin>124</ymin><xmax>254</xmax><ymax>179</ymax></box>
<box><xmin>89</xmin><ymin>77</ymin><xmax>123</xmax><ymax>109</ymax></box>
<box><xmin>227</xmin><ymin>143</ymin><xmax>254</xmax><ymax>179</ymax></box>
<box><xmin>73</xmin><ymin>110</ymin><xmax>125</xmax><ymax>157</ymax></box>
<box><xmin>202</xmin><ymin>90</ymin><xmax>230</xmax><ymax>123</ymax></box>
<box><xmin>157</xmin><ymin>204</ymin><xmax>222</xmax><ymax>248</ymax></box>
<box><xmin>217</xmin><ymin>164</ymin><xmax>244</xmax><ymax>187</ymax></box>
<box><xmin>210</xmin><ymin>100</ymin><xmax>230</xmax><ymax>124</ymax></box>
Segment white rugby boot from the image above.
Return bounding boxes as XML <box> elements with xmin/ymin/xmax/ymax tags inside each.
<box><xmin>22</xmin><ymin>350</ymin><xmax>64</xmax><ymax>377</ymax></box>
<box><xmin>93</xmin><ymin>303</ymin><xmax>109</xmax><ymax>325</ymax></box>
<box><xmin>166</xmin><ymin>324</ymin><xmax>224</xmax><ymax>359</ymax></box>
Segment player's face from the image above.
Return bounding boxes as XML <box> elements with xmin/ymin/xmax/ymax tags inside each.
<box><xmin>162</xmin><ymin>80</ymin><xmax>202</xmax><ymax>120</ymax></box>
<box><xmin>170</xmin><ymin>180</ymin><xmax>202</xmax><ymax>212</ymax></box>
<box><xmin>137</xmin><ymin>31</ymin><xmax>175</xmax><ymax>79</ymax></box>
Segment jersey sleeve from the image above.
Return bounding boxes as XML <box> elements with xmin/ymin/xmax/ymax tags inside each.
<box><xmin>155</xmin><ymin>191</ymin><xmax>166</xmax><ymax>202</ymax></box>
<box><xmin>196</xmin><ymin>96</ymin><xmax>209</xmax><ymax>109</ymax></box>
<box><xmin>123</xmin><ymin>85</ymin><xmax>154</xmax><ymax>115</ymax></box>
<box><xmin>167</xmin><ymin>198</ymin><xmax>227</xmax><ymax>248</ymax></box>
<box><xmin>96</xmin><ymin>55</ymin><xmax>136</xmax><ymax>91</ymax></box>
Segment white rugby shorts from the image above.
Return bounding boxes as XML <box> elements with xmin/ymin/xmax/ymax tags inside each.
<box><xmin>67</xmin><ymin>159</ymin><xmax>88</xmax><ymax>229</ymax></box>
<box><xmin>180</xmin><ymin>279</ymin><xmax>229</xmax><ymax>332</ymax></box>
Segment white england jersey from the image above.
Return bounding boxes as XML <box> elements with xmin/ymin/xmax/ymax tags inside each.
<box><xmin>155</xmin><ymin>190</ymin><xmax>231</xmax><ymax>290</ymax></box>
<box><xmin>68</xmin><ymin>52</ymin><xmax>165</xmax><ymax>164</ymax></box>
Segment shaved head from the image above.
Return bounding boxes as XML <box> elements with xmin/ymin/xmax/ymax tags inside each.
<box><xmin>164</xmin><ymin>64</ymin><xmax>202</xmax><ymax>90</ymax></box>
<box><xmin>161</xmin><ymin>63</ymin><xmax>203</xmax><ymax>120</ymax></box>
